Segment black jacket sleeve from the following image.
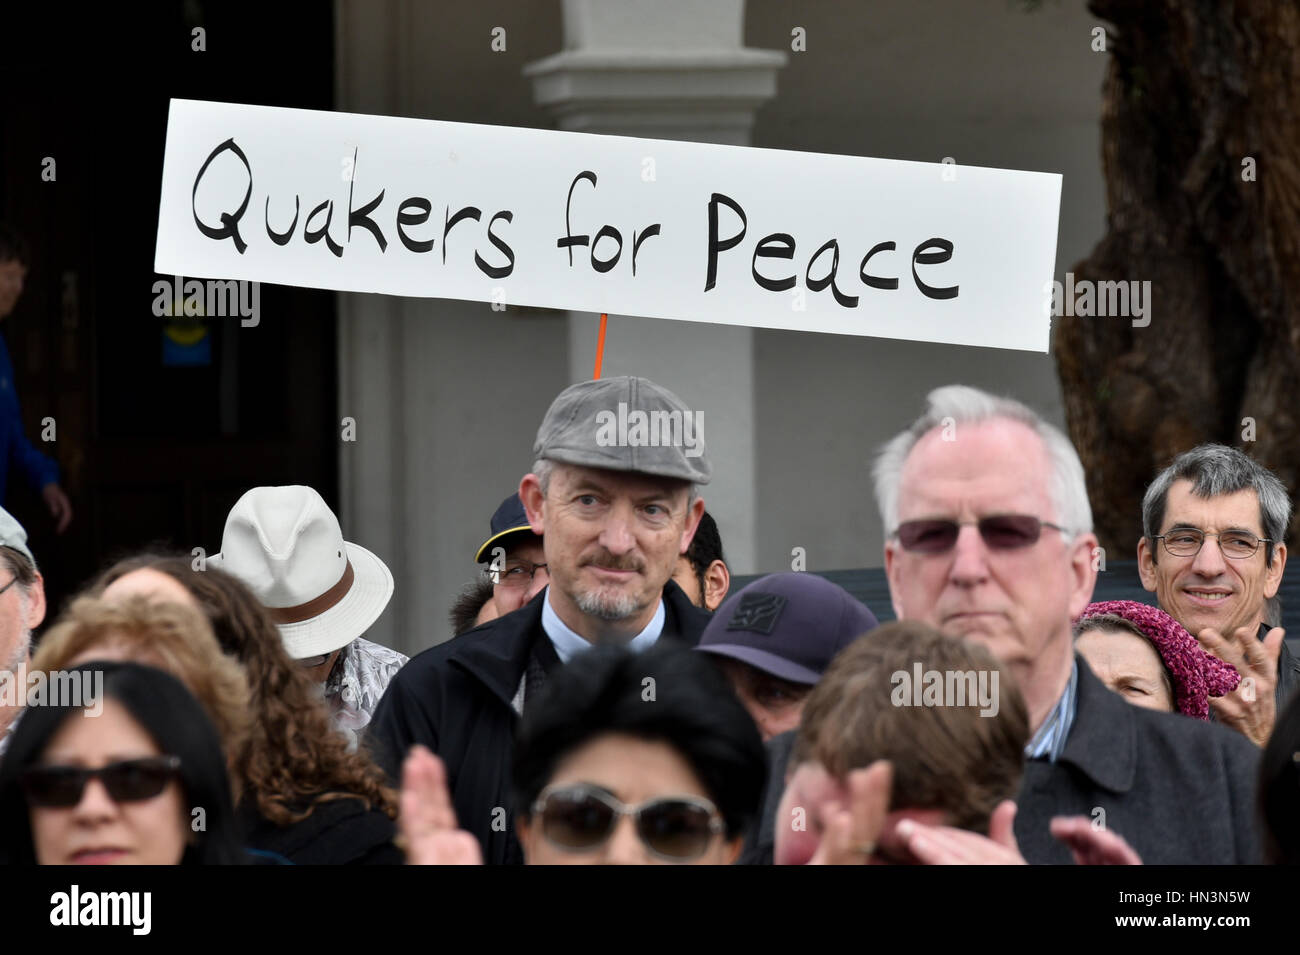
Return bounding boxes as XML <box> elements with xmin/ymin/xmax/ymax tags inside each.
<box><xmin>365</xmin><ymin>659</ymin><xmax>443</xmax><ymax>784</ymax></box>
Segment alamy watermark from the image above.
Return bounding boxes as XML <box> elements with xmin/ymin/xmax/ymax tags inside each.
<box><xmin>152</xmin><ymin>274</ymin><xmax>260</xmax><ymax>327</ymax></box>
<box><xmin>0</xmin><ymin>665</ymin><xmax>103</xmax><ymax>716</ymax></box>
<box><xmin>1045</xmin><ymin>272</ymin><xmax>1150</xmax><ymax>328</ymax></box>
<box><xmin>594</xmin><ymin>401</ymin><xmax>704</xmax><ymax>458</ymax></box>
<box><xmin>890</xmin><ymin>662</ymin><xmax>1000</xmax><ymax>717</ymax></box>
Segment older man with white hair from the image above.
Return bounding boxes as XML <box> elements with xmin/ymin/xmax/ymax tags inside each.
<box><xmin>0</xmin><ymin>506</ymin><xmax>47</xmax><ymax>758</ymax></box>
<box><xmin>872</xmin><ymin>385</ymin><xmax>1261</xmax><ymax>864</ymax></box>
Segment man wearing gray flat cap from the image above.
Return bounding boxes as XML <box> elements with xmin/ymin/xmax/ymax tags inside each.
<box><xmin>369</xmin><ymin>375</ymin><xmax>712</xmax><ymax>864</ymax></box>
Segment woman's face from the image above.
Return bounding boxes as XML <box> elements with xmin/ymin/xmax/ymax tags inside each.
<box><xmin>1075</xmin><ymin>626</ymin><xmax>1174</xmax><ymax>712</ymax></box>
<box><xmin>517</xmin><ymin>732</ymin><xmax>740</xmax><ymax>865</ymax></box>
<box><xmin>27</xmin><ymin>698</ymin><xmax>190</xmax><ymax>865</ymax></box>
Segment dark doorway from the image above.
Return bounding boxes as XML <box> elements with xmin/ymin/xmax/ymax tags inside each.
<box><xmin>0</xmin><ymin>4</ymin><xmax>338</xmax><ymax>618</ymax></box>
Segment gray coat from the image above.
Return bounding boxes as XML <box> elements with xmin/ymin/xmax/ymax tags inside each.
<box><xmin>741</xmin><ymin>655</ymin><xmax>1262</xmax><ymax>864</ymax></box>
<box><xmin>1015</xmin><ymin>656</ymin><xmax>1261</xmax><ymax>863</ymax></box>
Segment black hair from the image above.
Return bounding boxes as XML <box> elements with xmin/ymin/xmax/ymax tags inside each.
<box><xmin>685</xmin><ymin>511</ymin><xmax>725</xmax><ymax>592</ymax></box>
<box><xmin>0</xmin><ymin>661</ymin><xmax>245</xmax><ymax>865</ymax></box>
<box><xmin>511</xmin><ymin>643</ymin><xmax>765</xmax><ymax>839</ymax></box>
<box><xmin>449</xmin><ymin>577</ymin><xmax>496</xmax><ymax>636</ymax></box>
<box><xmin>0</xmin><ymin>224</ymin><xmax>29</xmax><ymax>267</ymax></box>
<box><xmin>1260</xmin><ymin>689</ymin><xmax>1300</xmax><ymax>864</ymax></box>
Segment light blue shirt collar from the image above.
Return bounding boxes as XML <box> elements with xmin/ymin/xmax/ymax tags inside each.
<box><xmin>540</xmin><ymin>586</ymin><xmax>665</xmax><ymax>663</ymax></box>
<box><xmin>1025</xmin><ymin>658</ymin><xmax>1078</xmax><ymax>763</ymax></box>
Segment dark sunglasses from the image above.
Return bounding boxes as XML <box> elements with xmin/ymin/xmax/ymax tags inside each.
<box><xmin>895</xmin><ymin>515</ymin><xmax>1067</xmax><ymax>553</ymax></box>
<box><xmin>20</xmin><ymin>756</ymin><xmax>182</xmax><ymax>809</ymax></box>
<box><xmin>531</xmin><ymin>784</ymin><xmax>724</xmax><ymax>862</ymax></box>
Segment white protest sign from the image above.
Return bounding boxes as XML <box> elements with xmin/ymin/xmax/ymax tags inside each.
<box><xmin>155</xmin><ymin>99</ymin><xmax>1061</xmax><ymax>352</ymax></box>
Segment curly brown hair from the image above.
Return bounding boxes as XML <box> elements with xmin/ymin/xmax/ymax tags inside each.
<box><xmin>90</xmin><ymin>553</ymin><xmax>397</xmax><ymax>824</ymax></box>
<box><xmin>32</xmin><ymin>594</ymin><xmax>253</xmax><ymax>797</ymax></box>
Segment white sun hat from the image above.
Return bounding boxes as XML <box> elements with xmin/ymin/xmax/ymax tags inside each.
<box><xmin>208</xmin><ymin>485</ymin><xmax>394</xmax><ymax>659</ymax></box>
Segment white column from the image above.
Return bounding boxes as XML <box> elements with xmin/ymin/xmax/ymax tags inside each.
<box><xmin>525</xmin><ymin>0</ymin><xmax>785</xmax><ymax>573</ymax></box>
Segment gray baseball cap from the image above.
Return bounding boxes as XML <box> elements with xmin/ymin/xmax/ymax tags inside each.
<box><xmin>534</xmin><ymin>376</ymin><xmax>711</xmax><ymax>484</ymax></box>
<box><xmin>0</xmin><ymin>506</ymin><xmax>35</xmax><ymax>568</ymax></box>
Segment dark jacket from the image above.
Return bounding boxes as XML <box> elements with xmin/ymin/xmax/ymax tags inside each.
<box><xmin>742</xmin><ymin>655</ymin><xmax>1262</xmax><ymax>865</ymax></box>
<box><xmin>240</xmin><ymin>796</ymin><xmax>403</xmax><ymax>865</ymax></box>
<box><xmin>1015</xmin><ymin>655</ymin><xmax>1261</xmax><ymax>864</ymax></box>
<box><xmin>1265</xmin><ymin>625</ymin><xmax>1300</xmax><ymax>710</ymax></box>
<box><xmin>366</xmin><ymin>581</ymin><xmax>710</xmax><ymax>865</ymax></box>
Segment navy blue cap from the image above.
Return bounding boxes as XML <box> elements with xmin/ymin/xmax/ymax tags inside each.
<box><xmin>474</xmin><ymin>493</ymin><xmax>541</xmax><ymax>563</ymax></box>
<box><xmin>697</xmin><ymin>573</ymin><xmax>879</xmax><ymax>684</ymax></box>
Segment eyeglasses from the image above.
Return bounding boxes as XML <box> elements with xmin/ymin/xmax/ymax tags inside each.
<box><xmin>1153</xmin><ymin>529</ymin><xmax>1271</xmax><ymax>560</ymax></box>
<box><xmin>488</xmin><ymin>558</ymin><xmax>548</xmax><ymax>588</ymax></box>
<box><xmin>20</xmin><ymin>756</ymin><xmax>183</xmax><ymax>808</ymax></box>
<box><xmin>297</xmin><ymin>652</ymin><xmax>333</xmax><ymax>668</ymax></box>
<box><xmin>894</xmin><ymin>515</ymin><xmax>1067</xmax><ymax>553</ymax></box>
<box><xmin>531</xmin><ymin>783</ymin><xmax>724</xmax><ymax>862</ymax></box>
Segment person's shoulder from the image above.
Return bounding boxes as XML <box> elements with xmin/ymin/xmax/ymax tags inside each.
<box><xmin>662</xmin><ymin>580</ymin><xmax>711</xmax><ymax>644</ymax></box>
<box><xmin>1129</xmin><ymin>703</ymin><xmax>1260</xmax><ymax>763</ymax></box>
<box><xmin>351</xmin><ymin>636</ymin><xmax>409</xmax><ymax>669</ymax></box>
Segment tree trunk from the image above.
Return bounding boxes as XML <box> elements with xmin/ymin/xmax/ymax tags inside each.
<box><xmin>1056</xmin><ymin>0</ymin><xmax>1300</xmax><ymax>555</ymax></box>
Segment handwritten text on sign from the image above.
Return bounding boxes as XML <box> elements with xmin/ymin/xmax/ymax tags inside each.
<box><xmin>155</xmin><ymin>99</ymin><xmax>1061</xmax><ymax>351</ymax></box>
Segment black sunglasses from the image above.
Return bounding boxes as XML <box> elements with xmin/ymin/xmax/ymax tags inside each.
<box><xmin>531</xmin><ymin>784</ymin><xmax>723</xmax><ymax>862</ymax></box>
<box><xmin>895</xmin><ymin>515</ymin><xmax>1067</xmax><ymax>553</ymax></box>
<box><xmin>20</xmin><ymin>756</ymin><xmax>182</xmax><ymax>809</ymax></box>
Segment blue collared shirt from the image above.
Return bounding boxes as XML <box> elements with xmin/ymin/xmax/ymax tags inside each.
<box><xmin>1025</xmin><ymin>659</ymin><xmax>1078</xmax><ymax>763</ymax></box>
<box><xmin>540</xmin><ymin>586</ymin><xmax>665</xmax><ymax>662</ymax></box>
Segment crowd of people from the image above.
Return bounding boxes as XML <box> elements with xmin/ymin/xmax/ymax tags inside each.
<box><xmin>0</xmin><ymin>372</ymin><xmax>1298</xmax><ymax>865</ymax></box>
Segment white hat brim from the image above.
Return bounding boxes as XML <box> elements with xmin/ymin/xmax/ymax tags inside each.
<box><xmin>210</xmin><ymin>541</ymin><xmax>394</xmax><ymax>659</ymax></box>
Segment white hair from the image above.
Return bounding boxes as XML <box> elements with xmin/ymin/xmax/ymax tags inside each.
<box><xmin>872</xmin><ymin>385</ymin><xmax>1093</xmax><ymax>538</ymax></box>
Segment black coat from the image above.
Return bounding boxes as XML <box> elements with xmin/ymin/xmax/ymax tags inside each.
<box><xmin>1267</xmin><ymin>625</ymin><xmax>1300</xmax><ymax>709</ymax></box>
<box><xmin>1015</xmin><ymin>654</ymin><xmax>1261</xmax><ymax>863</ymax></box>
<box><xmin>742</xmin><ymin>655</ymin><xmax>1262</xmax><ymax>865</ymax></box>
<box><xmin>366</xmin><ymin>581</ymin><xmax>710</xmax><ymax>865</ymax></box>
<box><xmin>240</xmin><ymin>797</ymin><xmax>403</xmax><ymax>865</ymax></box>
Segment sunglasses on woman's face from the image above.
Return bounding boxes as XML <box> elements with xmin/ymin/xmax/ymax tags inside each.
<box><xmin>20</xmin><ymin>756</ymin><xmax>182</xmax><ymax>809</ymax></box>
<box><xmin>531</xmin><ymin>783</ymin><xmax>724</xmax><ymax>863</ymax></box>
<box><xmin>894</xmin><ymin>515</ymin><xmax>1066</xmax><ymax>553</ymax></box>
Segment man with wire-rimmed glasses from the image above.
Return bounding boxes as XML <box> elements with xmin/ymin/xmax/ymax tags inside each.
<box><xmin>1138</xmin><ymin>444</ymin><xmax>1300</xmax><ymax>745</ymax></box>
<box><xmin>475</xmin><ymin>493</ymin><xmax>549</xmax><ymax>626</ymax></box>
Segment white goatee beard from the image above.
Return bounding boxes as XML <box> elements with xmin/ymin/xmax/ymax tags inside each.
<box><xmin>574</xmin><ymin>589</ymin><xmax>640</xmax><ymax>622</ymax></box>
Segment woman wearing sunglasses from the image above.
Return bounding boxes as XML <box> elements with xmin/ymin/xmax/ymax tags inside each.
<box><xmin>0</xmin><ymin>661</ymin><xmax>244</xmax><ymax>865</ymax></box>
<box><xmin>89</xmin><ymin>554</ymin><xmax>401</xmax><ymax>864</ymax></box>
<box><xmin>401</xmin><ymin>643</ymin><xmax>767</xmax><ymax>864</ymax></box>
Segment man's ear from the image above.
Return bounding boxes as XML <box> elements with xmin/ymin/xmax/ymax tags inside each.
<box><xmin>519</xmin><ymin>474</ymin><xmax>546</xmax><ymax>535</ymax></box>
<box><xmin>1136</xmin><ymin>536</ymin><xmax>1158</xmax><ymax>593</ymax></box>
<box><xmin>26</xmin><ymin>570</ymin><xmax>46</xmax><ymax>631</ymax></box>
<box><xmin>1066</xmin><ymin>532</ymin><xmax>1099</xmax><ymax>620</ymax></box>
<box><xmin>1265</xmin><ymin>541</ymin><xmax>1288</xmax><ymax>599</ymax></box>
<box><xmin>679</xmin><ymin>496</ymin><xmax>705</xmax><ymax>555</ymax></box>
<box><xmin>883</xmin><ymin>540</ymin><xmax>905</xmax><ymax>621</ymax></box>
<box><xmin>703</xmin><ymin>559</ymin><xmax>730</xmax><ymax>612</ymax></box>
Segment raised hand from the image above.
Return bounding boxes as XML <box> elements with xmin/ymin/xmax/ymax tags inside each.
<box><xmin>399</xmin><ymin>745</ymin><xmax>483</xmax><ymax>865</ymax></box>
<box><xmin>806</xmin><ymin>761</ymin><xmax>893</xmax><ymax>865</ymax></box>
<box><xmin>1198</xmin><ymin>624</ymin><xmax>1282</xmax><ymax>746</ymax></box>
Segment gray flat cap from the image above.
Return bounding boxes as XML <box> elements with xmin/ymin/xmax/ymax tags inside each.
<box><xmin>0</xmin><ymin>506</ymin><xmax>35</xmax><ymax>568</ymax></box>
<box><xmin>534</xmin><ymin>376</ymin><xmax>712</xmax><ymax>484</ymax></box>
